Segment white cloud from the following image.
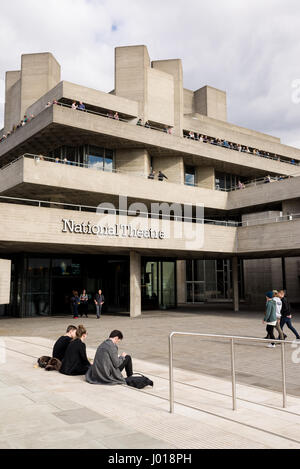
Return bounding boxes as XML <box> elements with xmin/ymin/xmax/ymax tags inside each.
<box><xmin>1</xmin><ymin>0</ymin><xmax>300</xmax><ymax>147</ymax></box>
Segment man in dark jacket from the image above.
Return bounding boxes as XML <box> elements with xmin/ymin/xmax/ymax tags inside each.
<box><xmin>278</xmin><ymin>290</ymin><xmax>300</xmax><ymax>340</ymax></box>
<box><xmin>85</xmin><ymin>330</ymin><xmax>133</xmax><ymax>385</ymax></box>
<box><xmin>94</xmin><ymin>289</ymin><xmax>105</xmax><ymax>319</ymax></box>
<box><xmin>158</xmin><ymin>170</ymin><xmax>168</xmax><ymax>182</ymax></box>
<box><xmin>52</xmin><ymin>325</ymin><xmax>77</xmax><ymax>361</ymax></box>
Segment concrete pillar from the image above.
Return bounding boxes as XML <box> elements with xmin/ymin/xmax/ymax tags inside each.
<box><xmin>196</xmin><ymin>166</ymin><xmax>215</xmax><ymax>189</ymax></box>
<box><xmin>152</xmin><ymin>59</ymin><xmax>183</xmax><ymax>136</ymax></box>
<box><xmin>0</xmin><ymin>259</ymin><xmax>11</xmax><ymax>305</ymax></box>
<box><xmin>115</xmin><ymin>149</ymin><xmax>151</xmax><ymax>177</ymax></box>
<box><xmin>152</xmin><ymin>155</ymin><xmax>184</xmax><ymax>184</ymax></box>
<box><xmin>4</xmin><ymin>53</ymin><xmax>61</xmax><ymax>132</ymax></box>
<box><xmin>4</xmin><ymin>71</ymin><xmax>21</xmax><ymax>133</ymax></box>
<box><xmin>130</xmin><ymin>251</ymin><xmax>141</xmax><ymax>317</ymax></box>
<box><xmin>232</xmin><ymin>257</ymin><xmax>239</xmax><ymax>312</ymax></box>
<box><xmin>115</xmin><ymin>45</ymin><xmax>150</xmax><ymax>121</ymax></box>
<box><xmin>20</xmin><ymin>53</ymin><xmax>61</xmax><ymax>118</ymax></box>
<box><xmin>194</xmin><ymin>85</ymin><xmax>227</xmax><ymax>121</ymax></box>
<box><xmin>176</xmin><ymin>260</ymin><xmax>186</xmax><ymax>304</ymax></box>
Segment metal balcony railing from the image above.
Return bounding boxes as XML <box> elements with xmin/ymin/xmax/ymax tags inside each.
<box><xmin>168</xmin><ymin>332</ymin><xmax>297</xmax><ymax>413</ymax></box>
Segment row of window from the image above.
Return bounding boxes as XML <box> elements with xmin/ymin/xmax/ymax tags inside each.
<box><xmin>48</xmin><ymin>144</ymin><xmax>247</xmax><ymax>191</ymax></box>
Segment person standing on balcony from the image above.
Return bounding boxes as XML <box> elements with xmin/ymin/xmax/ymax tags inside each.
<box><xmin>148</xmin><ymin>169</ymin><xmax>155</xmax><ymax>180</ymax></box>
<box><xmin>158</xmin><ymin>170</ymin><xmax>168</xmax><ymax>182</ymax></box>
<box><xmin>77</xmin><ymin>101</ymin><xmax>85</xmax><ymax>111</ymax></box>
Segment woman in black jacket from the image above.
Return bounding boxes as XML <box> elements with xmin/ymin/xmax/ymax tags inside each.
<box><xmin>60</xmin><ymin>325</ymin><xmax>91</xmax><ymax>375</ymax></box>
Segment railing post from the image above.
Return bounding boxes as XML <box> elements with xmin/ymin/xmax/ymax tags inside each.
<box><xmin>281</xmin><ymin>342</ymin><xmax>287</xmax><ymax>408</ymax></box>
<box><xmin>169</xmin><ymin>333</ymin><xmax>174</xmax><ymax>414</ymax></box>
<box><xmin>230</xmin><ymin>338</ymin><xmax>237</xmax><ymax>410</ymax></box>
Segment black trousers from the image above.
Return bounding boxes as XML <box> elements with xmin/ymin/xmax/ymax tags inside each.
<box><xmin>119</xmin><ymin>355</ymin><xmax>133</xmax><ymax>377</ymax></box>
<box><xmin>80</xmin><ymin>302</ymin><xmax>88</xmax><ymax>317</ymax></box>
<box><xmin>266</xmin><ymin>324</ymin><xmax>275</xmax><ymax>345</ymax></box>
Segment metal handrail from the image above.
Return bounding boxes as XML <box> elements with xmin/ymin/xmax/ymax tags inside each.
<box><xmin>1</xmin><ymin>98</ymin><xmax>299</xmax><ymax>167</ymax></box>
<box><xmin>169</xmin><ymin>331</ymin><xmax>296</xmax><ymax>413</ymax></box>
<box><xmin>0</xmin><ymin>191</ymin><xmax>299</xmax><ymax>228</ymax></box>
<box><xmin>2</xmin><ymin>153</ymin><xmax>299</xmax><ymax>195</ymax></box>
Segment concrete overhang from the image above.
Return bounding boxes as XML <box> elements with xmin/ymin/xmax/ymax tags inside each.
<box><xmin>26</xmin><ymin>81</ymin><xmax>139</xmax><ymax>120</ymax></box>
<box><xmin>0</xmin><ymin>201</ymin><xmax>300</xmax><ymax>259</ymax></box>
<box><xmin>0</xmin><ymin>202</ymin><xmax>237</xmax><ymax>258</ymax></box>
<box><xmin>1</xmin><ymin>157</ymin><xmax>299</xmax><ymax>214</ymax></box>
<box><xmin>1</xmin><ymin>106</ymin><xmax>299</xmax><ymax>179</ymax></box>
<box><xmin>227</xmin><ymin>176</ymin><xmax>300</xmax><ymax>212</ymax></box>
<box><xmin>0</xmin><ymin>157</ymin><xmax>228</xmax><ymax>211</ymax></box>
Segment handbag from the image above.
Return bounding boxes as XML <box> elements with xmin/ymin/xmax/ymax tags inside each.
<box><xmin>125</xmin><ymin>373</ymin><xmax>153</xmax><ymax>389</ymax></box>
<box><xmin>37</xmin><ymin>356</ymin><xmax>51</xmax><ymax>368</ymax></box>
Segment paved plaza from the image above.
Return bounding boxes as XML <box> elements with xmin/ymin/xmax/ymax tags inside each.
<box><xmin>0</xmin><ymin>306</ymin><xmax>300</xmax><ymax>449</ymax></box>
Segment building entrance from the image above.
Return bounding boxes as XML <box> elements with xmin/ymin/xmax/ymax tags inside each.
<box><xmin>9</xmin><ymin>254</ymin><xmax>130</xmax><ymax>317</ymax></box>
<box><xmin>141</xmin><ymin>259</ymin><xmax>176</xmax><ymax>310</ymax></box>
<box><xmin>6</xmin><ymin>254</ymin><xmax>177</xmax><ymax>317</ymax></box>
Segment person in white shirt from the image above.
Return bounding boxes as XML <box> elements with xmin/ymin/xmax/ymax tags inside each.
<box><xmin>273</xmin><ymin>290</ymin><xmax>286</xmax><ymax>340</ymax></box>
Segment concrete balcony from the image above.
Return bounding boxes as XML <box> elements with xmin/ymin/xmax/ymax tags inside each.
<box><xmin>1</xmin><ymin>105</ymin><xmax>299</xmax><ymax>179</ymax></box>
<box><xmin>1</xmin><ymin>156</ymin><xmax>300</xmax><ymax>214</ymax></box>
<box><xmin>0</xmin><ymin>156</ymin><xmax>228</xmax><ymax>210</ymax></box>
<box><xmin>237</xmin><ymin>218</ymin><xmax>300</xmax><ymax>257</ymax></box>
<box><xmin>227</xmin><ymin>176</ymin><xmax>300</xmax><ymax>211</ymax></box>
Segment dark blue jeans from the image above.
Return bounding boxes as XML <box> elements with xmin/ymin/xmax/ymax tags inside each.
<box><xmin>280</xmin><ymin>317</ymin><xmax>300</xmax><ymax>339</ymax></box>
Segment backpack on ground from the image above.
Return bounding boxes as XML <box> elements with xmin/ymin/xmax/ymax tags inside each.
<box><xmin>125</xmin><ymin>373</ymin><xmax>153</xmax><ymax>389</ymax></box>
<box><xmin>45</xmin><ymin>357</ymin><xmax>62</xmax><ymax>371</ymax></box>
<box><xmin>37</xmin><ymin>356</ymin><xmax>51</xmax><ymax>368</ymax></box>
<box><xmin>37</xmin><ymin>356</ymin><xmax>62</xmax><ymax>371</ymax></box>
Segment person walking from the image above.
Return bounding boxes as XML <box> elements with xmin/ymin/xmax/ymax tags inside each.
<box><xmin>278</xmin><ymin>290</ymin><xmax>300</xmax><ymax>340</ymax></box>
<box><xmin>79</xmin><ymin>289</ymin><xmax>89</xmax><ymax>318</ymax></box>
<box><xmin>263</xmin><ymin>291</ymin><xmax>277</xmax><ymax>348</ymax></box>
<box><xmin>273</xmin><ymin>290</ymin><xmax>286</xmax><ymax>340</ymax></box>
<box><xmin>94</xmin><ymin>289</ymin><xmax>105</xmax><ymax>319</ymax></box>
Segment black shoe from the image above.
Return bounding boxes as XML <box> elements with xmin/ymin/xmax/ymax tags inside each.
<box><xmin>284</xmin><ymin>334</ymin><xmax>287</xmax><ymax>339</ymax></box>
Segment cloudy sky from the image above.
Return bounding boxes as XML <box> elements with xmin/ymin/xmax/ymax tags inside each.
<box><xmin>1</xmin><ymin>0</ymin><xmax>300</xmax><ymax>147</ymax></box>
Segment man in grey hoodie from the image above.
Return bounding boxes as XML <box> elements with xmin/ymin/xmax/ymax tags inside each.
<box><xmin>85</xmin><ymin>330</ymin><xmax>133</xmax><ymax>385</ymax></box>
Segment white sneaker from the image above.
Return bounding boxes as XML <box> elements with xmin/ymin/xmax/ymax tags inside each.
<box><xmin>266</xmin><ymin>343</ymin><xmax>276</xmax><ymax>348</ymax></box>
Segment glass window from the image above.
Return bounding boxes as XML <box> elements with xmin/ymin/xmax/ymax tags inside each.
<box><xmin>185</xmin><ymin>166</ymin><xmax>195</xmax><ymax>186</ymax></box>
<box><xmin>25</xmin><ymin>258</ymin><xmax>50</xmax><ymax>317</ymax></box>
<box><xmin>52</xmin><ymin>259</ymin><xmax>73</xmax><ymax>276</ymax></box>
<box><xmin>186</xmin><ymin>260</ymin><xmax>193</xmax><ymax>281</ymax></box>
<box><xmin>194</xmin><ymin>260</ymin><xmax>204</xmax><ymax>281</ymax></box>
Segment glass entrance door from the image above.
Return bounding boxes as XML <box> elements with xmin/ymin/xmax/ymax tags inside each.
<box><xmin>142</xmin><ymin>259</ymin><xmax>176</xmax><ymax>310</ymax></box>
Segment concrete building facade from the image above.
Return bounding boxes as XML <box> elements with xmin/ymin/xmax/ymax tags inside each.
<box><xmin>1</xmin><ymin>45</ymin><xmax>300</xmax><ymax>317</ymax></box>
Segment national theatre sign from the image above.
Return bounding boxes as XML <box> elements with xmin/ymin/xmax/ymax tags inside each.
<box><xmin>61</xmin><ymin>219</ymin><xmax>166</xmax><ymax>239</ymax></box>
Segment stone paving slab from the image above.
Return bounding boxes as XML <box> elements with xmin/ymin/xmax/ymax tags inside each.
<box><xmin>0</xmin><ymin>336</ymin><xmax>300</xmax><ymax>449</ymax></box>
<box><xmin>1</xmin><ymin>308</ymin><xmax>300</xmax><ymax>395</ymax></box>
